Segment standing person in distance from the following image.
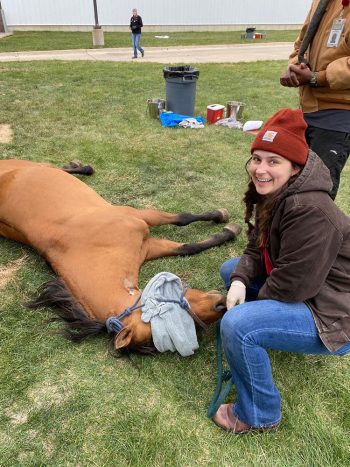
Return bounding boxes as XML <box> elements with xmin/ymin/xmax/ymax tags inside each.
<box><xmin>130</xmin><ymin>8</ymin><xmax>144</xmax><ymax>59</ymax></box>
<box><xmin>214</xmin><ymin>108</ymin><xmax>350</xmax><ymax>434</ymax></box>
<box><xmin>280</xmin><ymin>0</ymin><xmax>350</xmax><ymax>199</ymax></box>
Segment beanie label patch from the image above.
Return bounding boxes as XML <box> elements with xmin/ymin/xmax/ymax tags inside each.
<box><xmin>262</xmin><ymin>130</ymin><xmax>277</xmax><ymax>142</ymax></box>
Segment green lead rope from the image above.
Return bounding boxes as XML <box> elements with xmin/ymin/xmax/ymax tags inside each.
<box><xmin>207</xmin><ymin>320</ymin><xmax>234</xmax><ymax>418</ymax></box>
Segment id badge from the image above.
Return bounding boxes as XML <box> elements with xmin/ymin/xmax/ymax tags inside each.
<box><xmin>327</xmin><ymin>18</ymin><xmax>346</xmax><ymax>48</ymax></box>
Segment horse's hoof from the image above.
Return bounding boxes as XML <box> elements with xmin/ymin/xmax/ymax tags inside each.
<box><xmin>62</xmin><ymin>160</ymin><xmax>94</xmax><ymax>175</ymax></box>
<box><xmin>69</xmin><ymin>160</ymin><xmax>83</xmax><ymax>168</ymax></box>
<box><xmin>82</xmin><ymin>165</ymin><xmax>94</xmax><ymax>175</ymax></box>
<box><xmin>214</xmin><ymin>208</ymin><xmax>230</xmax><ymax>223</ymax></box>
<box><xmin>62</xmin><ymin>160</ymin><xmax>82</xmax><ymax>170</ymax></box>
<box><xmin>224</xmin><ymin>223</ymin><xmax>242</xmax><ymax>237</ymax></box>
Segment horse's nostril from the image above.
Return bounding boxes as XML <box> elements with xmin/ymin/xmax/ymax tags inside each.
<box><xmin>215</xmin><ymin>300</ymin><xmax>227</xmax><ymax>313</ymax></box>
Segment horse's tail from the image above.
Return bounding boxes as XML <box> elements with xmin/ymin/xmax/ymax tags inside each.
<box><xmin>27</xmin><ymin>278</ymin><xmax>106</xmax><ymax>342</ymax></box>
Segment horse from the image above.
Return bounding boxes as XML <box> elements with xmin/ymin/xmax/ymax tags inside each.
<box><xmin>0</xmin><ymin>159</ymin><xmax>241</xmax><ymax>354</ymax></box>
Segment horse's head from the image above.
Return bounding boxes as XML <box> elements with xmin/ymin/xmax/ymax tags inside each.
<box><xmin>114</xmin><ymin>289</ymin><xmax>227</xmax><ymax>352</ymax></box>
<box><xmin>185</xmin><ymin>288</ymin><xmax>227</xmax><ymax>324</ymax></box>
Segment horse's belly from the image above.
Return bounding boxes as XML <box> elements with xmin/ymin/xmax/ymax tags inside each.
<box><xmin>0</xmin><ymin>163</ymin><xmax>107</xmax><ymax>247</ymax></box>
<box><xmin>0</xmin><ymin>160</ymin><xmax>151</xmax><ymax>318</ymax></box>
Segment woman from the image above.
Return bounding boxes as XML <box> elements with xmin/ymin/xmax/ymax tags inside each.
<box><xmin>213</xmin><ymin>108</ymin><xmax>350</xmax><ymax>433</ymax></box>
<box><xmin>130</xmin><ymin>8</ymin><xmax>144</xmax><ymax>59</ymax></box>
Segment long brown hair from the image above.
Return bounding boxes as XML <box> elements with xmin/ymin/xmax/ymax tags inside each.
<box><xmin>243</xmin><ymin>158</ymin><xmax>301</xmax><ymax>247</ymax></box>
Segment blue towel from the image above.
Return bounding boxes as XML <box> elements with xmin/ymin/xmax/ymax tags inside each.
<box><xmin>160</xmin><ymin>112</ymin><xmax>205</xmax><ymax>127</ymax></box>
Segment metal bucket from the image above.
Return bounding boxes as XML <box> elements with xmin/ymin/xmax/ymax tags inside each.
<box><xmin>147</xmin><ymin>98</ymin><xmax>166</xmax><ymax>119</ymax></box>
<box><xmin>226</xmin><ymin>101</ymin><xmax>245</xmax><ymax>120</ymax></box>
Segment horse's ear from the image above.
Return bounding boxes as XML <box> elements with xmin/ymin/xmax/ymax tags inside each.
<box><xmin>114</xmin><ymin>326</ymin><xmax>133</xmax><ymax>349</ymax></box>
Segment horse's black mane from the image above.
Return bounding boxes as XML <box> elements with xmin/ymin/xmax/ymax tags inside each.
<box><xmin>27</xmin><ymin>277</ymin><xmax>156</xmax><ymax>354</ymax></box>
<box><xmin>27</xmin><ymin>278</ymin><xmax>106</xmax><ymax>341</ymax></box>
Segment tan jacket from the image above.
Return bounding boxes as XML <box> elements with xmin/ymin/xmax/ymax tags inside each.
<box><xmin>290</xmin><ymin>0</ymin><xmax>350</xmax><ymax>112</ymax></box>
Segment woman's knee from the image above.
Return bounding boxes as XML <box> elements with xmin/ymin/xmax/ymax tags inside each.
<box><xmin>220</xmin><ymin>257</ymin><xmax>240</xmax><ymax>288</ymax></box>
<box><xmin>221</xmin><ymin>301</ymin><xmax>268</xmax><ymax>342</ymax></box>
<box><xmin>221</xmin><ymin>306</ymin><xmax>251</xmax><ymax>343</ymax></box>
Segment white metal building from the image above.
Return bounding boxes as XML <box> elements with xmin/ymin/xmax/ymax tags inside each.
<box><xmin>1</xmin><ymin>0</ymin><xmax>311</xmax><ymax>31</ymax></box>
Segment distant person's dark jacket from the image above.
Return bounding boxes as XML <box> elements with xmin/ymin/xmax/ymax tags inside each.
<box><xmin>130</xmin><ymin>15</ymin><xmax>143</xmax><ymax>34</ymax></box>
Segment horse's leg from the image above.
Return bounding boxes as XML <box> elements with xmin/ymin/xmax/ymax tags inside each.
<box><xmin>136</xmin><ymin>208</ymin><xmax>230</xmax><ymax>227</ymax></box>
<box><xmin>144</xmin><ymin>223</ymin><xmax>241</xmax><ymax>261</ymax></box>
<box><xmin>61</xmin><ymin>160</ymin><xmax>94</xmax><ymax>176</ymax></box>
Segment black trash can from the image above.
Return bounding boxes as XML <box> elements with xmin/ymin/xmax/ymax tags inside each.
<box><xmin>163</xmin><ymin>66</ymin><xmax>200</xmax><ymax>116</ymax></box>
<box><xmin>245</xmin><ymin>27</ymin><xmax>256</xmax><ymax>39</ymax></box>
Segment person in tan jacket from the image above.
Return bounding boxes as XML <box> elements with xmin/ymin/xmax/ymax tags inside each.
<box><xmin>280</xmin><ymin>0</ymin><xmax>350</xmax><ymax>199</ymax></box>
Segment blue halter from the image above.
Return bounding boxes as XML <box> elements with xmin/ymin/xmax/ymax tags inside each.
<box><xmin>105</xmin><ymin>294</ymin><xmax>143</xmax><ymax>334</ymax></box>
<box><xmin>105</xmin><ymin>287</ymin><xmax>189</xmax><ymax>334</ymax></box>
<box><xmin>157</xmin><ymin>288</ymin><xmax>190</xmax><ymax>311</ymax></box>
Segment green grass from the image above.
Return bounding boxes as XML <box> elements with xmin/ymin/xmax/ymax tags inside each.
<box><xmin>0</xmin><ymin>59</ymin><xmax>349</xmax><ymax>466</ymax></box>
<box><xmin>0</xmin><ymin>30</ymin><xmax>298</xmax><ymax>52</ymax></box>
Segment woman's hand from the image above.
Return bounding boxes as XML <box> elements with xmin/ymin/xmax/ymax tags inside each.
<box><xmin>227</xmin><ymin>280</ymin><xmax>246</xmax><ymax>309</ymax></box>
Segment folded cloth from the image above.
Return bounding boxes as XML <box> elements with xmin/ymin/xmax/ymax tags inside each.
<box><xmin>160</xmin><ymin>112</ymin><xmax>205</xmax><ymax>127</ymax></box>
<box><xmin>140</xmin><ymin>272</ymin><xmax>199</xmax><ymax>356</ymax></box>
<box><xmin>215</xmin><ymin>118</ymin><xmax>243</xmax><ymax>129</ymax></box>
<box><xmin>179</xmin><ymin>118</ymin><xmax>204</xmax><ymax>129</ymax></box>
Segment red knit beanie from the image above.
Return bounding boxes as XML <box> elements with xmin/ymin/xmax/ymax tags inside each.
<box><xmin>251</xmin><ymin>108</ymin><xmax>308</xmax><ymax>165</ymax></box>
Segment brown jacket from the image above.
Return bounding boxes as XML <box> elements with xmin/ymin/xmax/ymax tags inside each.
<box><xmin>231</xmin><ymin>151</ymin><xmax>350</xmax><ymax>352</ymax></box>
<box><xmin>289</xmin><ymin>0</ymin><xmax>350</xmax><ymax>112</ymax></box>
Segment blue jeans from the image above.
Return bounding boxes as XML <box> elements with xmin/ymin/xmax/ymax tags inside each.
<box><xmin>219</xmin><ymin>257</ymin><xmax>350</xmax><ymax>427</ymax></box>
<box><xmin>131</xmin><ymin>33</ymin><xmax>144</xmax><ymax>57</ymax></box>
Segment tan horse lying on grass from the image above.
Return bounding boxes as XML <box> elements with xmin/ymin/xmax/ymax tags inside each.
<box><xmin>0</xmin><ymin>159</ymin><xmax>241</xmax><ymax>353</ymax></box>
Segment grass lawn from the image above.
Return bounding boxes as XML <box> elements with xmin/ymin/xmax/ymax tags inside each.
<box><xmin>0</xmin><ymin>58</ymin><xmax>349</xmax><ymax>466</ymax></box>
<box><xmin>0</xmin><ymin>30</ymin><xmax>298</xmax><ymax>52</ymax></box>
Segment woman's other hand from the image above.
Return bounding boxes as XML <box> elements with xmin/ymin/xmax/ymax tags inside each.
<box><xmin>227</xmin><ymin>280</ymin><xmax>246</xmax><ymax>309</ymax></box>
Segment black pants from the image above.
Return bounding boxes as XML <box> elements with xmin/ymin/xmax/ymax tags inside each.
<box><xmin>305</xmin><ymin>126</ymin><xmax>350</xmax><ymax>199</ymax></box>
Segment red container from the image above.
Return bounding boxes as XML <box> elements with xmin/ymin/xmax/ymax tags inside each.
<box><xmin>206</xmin><ymin>104</ymin><xmax>225</xmax><ymax>124</ymax></box>
<box><xmin>254</xmin><ymin>33</ymin><xmax>262</xmax><ymax>39</ymax></box>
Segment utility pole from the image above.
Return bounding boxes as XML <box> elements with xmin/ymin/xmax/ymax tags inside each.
<box><xmin>0</xmin><ymin>1</ymin><xmax>9</xmax><ymax>33</ymax></box>
<box><xmin>92</xmin><ymin>0</ymin><xmax>104</xmax><ymax>47</ymax></box>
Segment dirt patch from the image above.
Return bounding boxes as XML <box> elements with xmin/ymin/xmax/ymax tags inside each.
<box><xmin>28</xmin><ymin>382</ymin><xmax>70</xmax><ymax>408</ymax></box>
<box><xmin>0</xmin><ymin>123</ymin><xmax>13</xmax><ymax>143</ymax></box>
<box><xmin>4</xmin><ymin>408</ymin><xmax>28</xmax><ymax>425</ymax></box>
<box><xmin>0</xmin><ymin>255</ymin><xmax>28</xmax><ymax>289</ymax></box>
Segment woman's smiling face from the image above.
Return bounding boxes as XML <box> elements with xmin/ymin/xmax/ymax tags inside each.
<box><xmin>249</xmin><ymin>149</ymin><xmax>301</xmax><ymax>196</ymax></box>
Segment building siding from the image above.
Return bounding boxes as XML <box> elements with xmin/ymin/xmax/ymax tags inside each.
<box><xmin>1</xmin><ymin>0</ymin><xmax>311</xmax><ymax>29</ymax></box>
